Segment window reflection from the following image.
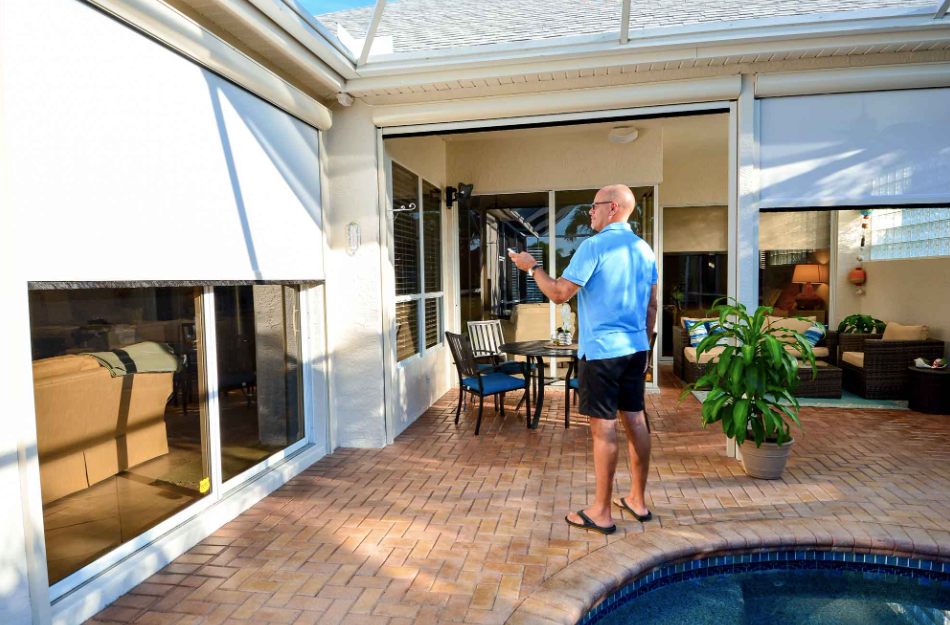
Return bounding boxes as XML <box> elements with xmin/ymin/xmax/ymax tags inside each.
<box><xmin>214</xmin><ymin>285</ymin><xmax>304</xmax><ymax>483</ymax></box>
<box><xmin>29</xmin><ymin>287</ymin><xmax>209</xmax><ymax>584</ymax></box>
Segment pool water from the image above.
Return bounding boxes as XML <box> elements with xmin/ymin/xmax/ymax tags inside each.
<box><xmin>596</xmin><ymin>568</ymin><xmax>950</xmax><ymax>625</ymax></box>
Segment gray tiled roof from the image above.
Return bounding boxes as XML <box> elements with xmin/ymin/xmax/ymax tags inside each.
<box><xmin>317</xmin><ymin>0</ymin><xmax>935</xmax><ymax>55</ymax></box>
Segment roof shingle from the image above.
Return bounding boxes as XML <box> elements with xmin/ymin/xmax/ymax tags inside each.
<box><xmin>317</xmin><ymin>0</ymin><xmax>935</xmax><ymax>56</ymax></box>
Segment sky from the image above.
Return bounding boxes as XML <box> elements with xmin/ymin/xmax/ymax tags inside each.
<box><xmin>295</xmin><ymin>0</ymin><xmax>374</xmax><ymax>15</ymax></box>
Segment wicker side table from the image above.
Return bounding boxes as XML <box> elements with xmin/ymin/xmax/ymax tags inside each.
<box><xmin>907</xmin><ymin>366</ymin><xmax>950</xmax><ymax>415</ymax></box>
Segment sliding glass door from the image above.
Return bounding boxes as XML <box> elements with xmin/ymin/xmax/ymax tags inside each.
<box><xmin>28</xmin><ymin>283</ymin><xmax>317</xmax><ymax>593</ymax></box>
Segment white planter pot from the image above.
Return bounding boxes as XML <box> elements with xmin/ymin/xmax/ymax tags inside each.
<box><xmin>740</xmin><ymin>438</ymin><xmax>795</xmax><ymax>480</ymax></box>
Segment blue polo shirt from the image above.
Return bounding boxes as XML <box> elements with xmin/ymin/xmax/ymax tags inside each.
<box><xmin>561</xmin><ymin>222</ymin><xmax>657</xmax><ymax>361</ymax></box>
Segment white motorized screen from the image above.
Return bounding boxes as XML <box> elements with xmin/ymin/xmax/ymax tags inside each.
<box><xmin>759</xmin><ymin>88</ymin><xmax>950</xmax><ymax>209</ymax></box>
<box><xmin>3</xmin><ymin>0</ymin><xmax>324</xmax><ymax>282</ymax></box>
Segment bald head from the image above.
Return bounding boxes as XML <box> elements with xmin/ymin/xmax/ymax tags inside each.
<box><xmin>589</xmin><ymin>184</ymin><xmax>636</xmax><ymax>232</ymax></box>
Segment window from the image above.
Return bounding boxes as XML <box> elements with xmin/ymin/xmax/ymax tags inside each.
<box><xmin>869</xmin><ymin>208</ymin><xmax>950</xmax><ymax>260</ymax></box>
<box><xmin>28</xmin><ymin>286</ymin><xmax>211</xmax><ymax>585</ymax></box>
<box><xmin>213</xmin><ymin>285</ymin><xmax>305</xmax><ymax>483</ymax></box>
<box><xmin>392</xmin><ymin>162</ymin><xmax>443</xmax><ymax>361</ymax></box>
<box><xmin>28</xmin><ymin>283</ymin><xmax>315</xmax><ymax>589</ymax></box>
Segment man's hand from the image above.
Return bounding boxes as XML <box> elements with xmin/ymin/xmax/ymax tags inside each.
<box><xmin>508</xmin><ymin>250</ymin><xmax>537</xmax><ymax>271</ymax></box>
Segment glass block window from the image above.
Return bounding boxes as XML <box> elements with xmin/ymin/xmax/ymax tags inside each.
<box><xmin>869</xmin><ymin>208</ymin><xmax>950</xmax><ymax>260</ymax></box>
<box><xmin>392</xmin><ymin>162</ymin><xmax>444</xmax><ymax>361</ymax></box>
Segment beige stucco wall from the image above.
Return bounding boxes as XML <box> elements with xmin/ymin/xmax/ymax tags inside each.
<box><xmin>835</xmin><ymin>210</ymin><xmax>949</xmax><ymax>356</ymax></box>
<box><xmin>445</xmin><ymin>120</ymin><xmax>663</xmax><ymax>194</ymax></box>
<box><xmin>862</xmin><ymin>259</ymin><xmax>950</xmax><ymax>356</ymax></box>
<box><xmin>386</xmin><ymin>135</ymin><xmax>447</xmax><ymax>187</ymax></box>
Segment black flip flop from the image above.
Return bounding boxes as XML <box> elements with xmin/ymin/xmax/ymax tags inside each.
<box><xmin>614</xmin><ymin>498</ymin><xmax>653</xmax><ymax>522</ymax></box>
<box><xmin>565</xmin><ymin>510</ymin><xmax>617</xmax><ymax>535</ymax></box>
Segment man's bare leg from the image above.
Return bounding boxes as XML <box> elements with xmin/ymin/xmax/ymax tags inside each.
<box><xmin>566</xmin><ymin>417</ymin><xmax>618</xmax><ymax>528</ymax></box>
<box><xmin>614</xmin><ymin>409</ymin><xmax>651</xmax><ymax>516</ymax></box>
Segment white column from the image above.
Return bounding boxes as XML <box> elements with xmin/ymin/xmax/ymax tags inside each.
<box><xmin>726</xmin><ymin>74</ymin><xmax>759</xmax><ymax>459</ymax></box>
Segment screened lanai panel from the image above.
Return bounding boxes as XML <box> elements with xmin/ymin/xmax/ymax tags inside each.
<box><xmin>759</xmin><ymin>88</ymin><xmax>950</xmax><ymax>209</ymax></box>
<box><xmin>316</xmin><ymin>0</ymin><xmax>934</xmax><ymax>59</ymax></box>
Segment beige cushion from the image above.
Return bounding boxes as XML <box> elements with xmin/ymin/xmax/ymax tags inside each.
<box><xmin>882</xmin><ymin>322</ymin><xmax>928</xmax><ymax>341</ymax></box>
<box><xmin>841</xmin><ymin>351</ymin><xmax>865</xmax><ymax>368</ymax></box>
<box><xmin>684</xmin><ymin>345</ymin><xmax>727</xmax><ymax>364</ymax></box>
<box><xmin>680</xmin><ymin>316</ymin><xmax>717</xmax><ymax>329</ymax></box>
<box><xmin>766</xmin><ymin>315</ymin><xmax>816</xmax><ymax>336</ymax></box>
<box><xmin>783</xmin><ymin>344</ymin><xmax>829</xmax><ymax>359</ymax></box>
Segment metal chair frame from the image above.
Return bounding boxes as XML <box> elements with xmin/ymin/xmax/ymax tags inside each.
<box><xmin>446</xmin><ymin>331</ymin><xmax>531</xmax><ymax>435</ymax></box>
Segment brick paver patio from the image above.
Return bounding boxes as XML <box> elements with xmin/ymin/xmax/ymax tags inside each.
<box><xmin>88</xmin><ymin>365</ymin><xmax>950</xmax><ymax>625</ymax></box>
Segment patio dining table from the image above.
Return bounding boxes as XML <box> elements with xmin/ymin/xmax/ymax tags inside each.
<box><xmin>499</xmin><ymin>340</ymin><xmax>577</xmax><ymax>429</ymax></box>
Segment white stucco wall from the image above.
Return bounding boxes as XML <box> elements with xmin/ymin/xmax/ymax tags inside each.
<box><xmin>384</xmin><ymin>136</ymin><xmax>456</xmax><ymax>437</ymax></box>
<box><xmin>323</xmin><ymin>102</ymin><xmax>388</xmax><ymax>448</ymax></box>
<box><xmin>446</xmin><ymin>121</ymin><xmax>663</xmax><ymax>194</ymax></box>
<box><xmin>0</xmin><ymin>1</ymin><xmax>332</xmax><ymax>621</ymax></box>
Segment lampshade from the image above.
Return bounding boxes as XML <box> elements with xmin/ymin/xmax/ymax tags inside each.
<box><xmin>792</xmin><ymin>264</ymin><xmax>821</xmax><ymax>284</ymax></box>
<box><xmin>817</xmin><ymin>263</ymin><xmax>829</xmax><ymax>284</ymax></box>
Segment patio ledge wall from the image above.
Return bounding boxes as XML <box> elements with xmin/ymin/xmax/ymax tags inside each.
<box><xmin>507</xmin><ymin>519</ymin><xmax>950</xmax><ymax>625</ymax></box>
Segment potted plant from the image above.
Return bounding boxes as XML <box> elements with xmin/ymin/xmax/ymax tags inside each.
<box><xmin>837</xmin><ymin>314</ymin><xmax>885</xmax><ymax>334</ymax></box>
<box><xmin>679</xmin><ymin>298</ymin><xmax>820</xmax><ymax>479</ymax></box>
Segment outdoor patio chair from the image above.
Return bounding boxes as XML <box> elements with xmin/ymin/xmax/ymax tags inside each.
<box><xmin>565</xmin><ymin>333</ymin><xmax>655</xmax><ymax>431</ymax></box>
<box><xmin>446</xmin><ymin>331</ymin><xmax>531</xmax><ymax>435</ymax></box>
<box><xmin>839</xmin><ymin>325</ymin><xmax>944</xmax><ymax>399</ymax></box>
<box><xmin>467</xmin><ymin>319</ymin><xmax>537</xmax><ymax>374</ymax></box>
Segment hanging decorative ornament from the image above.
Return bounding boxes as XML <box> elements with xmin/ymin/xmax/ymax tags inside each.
<box><xmin>853</xmin><ymin>209</ymin><xmax>872</xmax><ymax>295</ymax></box>
<box><xmin>849</xmin><ymin>266</ymin><xmax>867</xmax><ymax>286</ymax></box>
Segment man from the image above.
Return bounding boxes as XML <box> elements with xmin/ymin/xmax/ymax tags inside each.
<box><xmin>508</xmin><ymin>184</ymin><xmax>657</xmax><ymax>534</ymax></box>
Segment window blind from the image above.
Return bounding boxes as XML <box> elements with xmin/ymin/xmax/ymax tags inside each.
<box><xmin>396</xmin><ymin>300</ymin><xmax>419</xmax><ymax>361</ymax></box>
<box><xmin>423</xmin><ymin>181</ymin><xmax>442</xmax><ymax>293</ymax></box>
<box><xmin>393</xmin><ymin>163</ymin><xmax>420</xmax><ymax>296</ymax></box>
<box><xmin>425</xmin><ymin>298</ymin><xmax>441</xmax><ymax>349</ymax></box>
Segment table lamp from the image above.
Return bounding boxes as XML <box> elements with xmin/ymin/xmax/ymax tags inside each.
<box><xmin>792</xmin><ymin>264</ymin><xmax>826</xmax><ymax>310</ymax></box>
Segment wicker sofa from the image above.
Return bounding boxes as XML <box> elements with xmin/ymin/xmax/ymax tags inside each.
<box><xmin>838</xmin><ymin>327</ymin><xmax>945</xmax><ymax>399</ymax></box>
<box><xmin>673</xmin><ymin>319</ymin><xmax>839</xmax><ymax>386</ymax></box>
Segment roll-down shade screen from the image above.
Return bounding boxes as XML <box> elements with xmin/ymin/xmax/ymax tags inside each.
<box><xmin>4</xmin><ymin>0</ymin><xmax>325</xmax><ymax>283</ymax></box>
<box><xmin>759</xmin><ymin>88</ymin><xmax>950</xmax><ymax>209</ymax></box>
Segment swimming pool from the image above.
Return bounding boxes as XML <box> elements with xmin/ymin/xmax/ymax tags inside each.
<box><xmin>580</xmin><ymin>552</ymin><xmax>950</xmax><ymax>625</ymax></box>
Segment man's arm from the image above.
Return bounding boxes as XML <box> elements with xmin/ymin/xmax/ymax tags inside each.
<box><xmin>508</xmin><ymin>251</ymin><xmax>580</xmax><ymax>304</ymax></box>
<box><xmin>645</xmin><ymin>283</ymin><xmax>658</xmax><ymax>341</ymax></box>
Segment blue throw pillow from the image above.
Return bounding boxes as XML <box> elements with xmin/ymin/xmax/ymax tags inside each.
<box><xmin>683</xmin><ymin>319</ymin><xmax>708</xmax><ymax>347</ymax></box>
<box><xmin>705</xmin><ymin>320</ymin><xmax>727</xmax><ymax>344</ymax></box>
<box><xmin>803</xmin><ymin>323</ymin><xmax>825</xmax><ymax>346</ymax></box>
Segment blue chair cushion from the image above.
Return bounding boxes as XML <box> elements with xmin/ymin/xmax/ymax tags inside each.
<box><xmin>568</xmin><ymin>377</ymin><xmax>579</xmax><ymax>389</ymax></box>
<box><xmin>478</xmin><ymin>361</ymin><xmax>536</xmax><ymax>374</ymax></box>
<box><xmin>461</xmin><ymin>373</ymin><xmax>527</xmax><ymax>395</ymax></box>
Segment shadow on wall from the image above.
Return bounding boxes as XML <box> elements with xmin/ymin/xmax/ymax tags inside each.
<box><xmin>0</xmin><ymin>448</ymin><xmax>34</xmax><ymax>622</ymax></box>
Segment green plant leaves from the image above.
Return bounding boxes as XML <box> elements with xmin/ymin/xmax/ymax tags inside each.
<box><xmin>679</xmin><ymin>297</ymin><xmax>811</xmax><ymax>450</ymax></box>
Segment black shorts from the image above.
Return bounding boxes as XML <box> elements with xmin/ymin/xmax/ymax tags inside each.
<box><xmin>577</xmin><ymin>351</ymin><xmax>648</xmax><ymax>420</ymax></box>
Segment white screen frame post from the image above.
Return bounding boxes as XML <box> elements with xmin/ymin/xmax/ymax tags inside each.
<box><xmin>727</xmin><ymin>74</ymin><xmax>759</xmax><ymax>459</ymax></box>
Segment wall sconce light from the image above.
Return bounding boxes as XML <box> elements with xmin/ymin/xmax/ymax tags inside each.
<box><xmin>446</xmin><ymin>182</ymin><xmax>473</xmax><ymax>208</ymax></box>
